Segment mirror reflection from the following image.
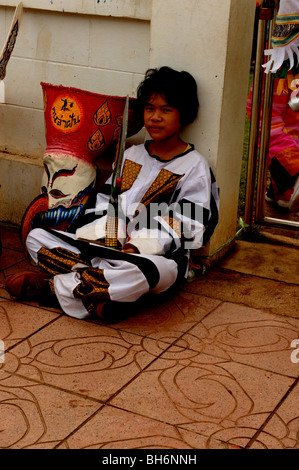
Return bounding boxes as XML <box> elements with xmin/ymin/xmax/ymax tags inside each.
<box><xmin>263</xmin><ymin>64</ymin><xmax>299</xmax><ymax>225</ymax></box>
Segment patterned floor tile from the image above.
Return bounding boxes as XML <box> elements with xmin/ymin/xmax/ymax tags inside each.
<box><xmin>0</xmin><ymin>228</ymin><xmax>24</xmax><ymax>252</ymax></box>
<box><xmin>0</xmin><ymin>299</ymin><xmax>60</xmax><ymax>349</ymax></box>
<box><xmin>0</xmin><ymin>248</ymin><xmax>25</xmax><ymax>271</ymax></box>
<box><xmin>1</xmin><ymin>257</ymin><xmax>41</xmax><ymax>280</ymax></box>
<box><xmin>183</xmin><ymin>268</ymin><xmax>299</xmax><ymax>318</ymax></box>
<box><xmin>0</xmin><ymin>271</ymin><xmax>10</xmax><ymax>300</ymax></box>
<box><xmin>110</xmin><ymin>346</ymin><xmax>295</xmax><ymax>448</ymax></box>
<box><xmin>3</xmin><ymin>315</ymin><xmax>172</xmax><ymax>401</ymax></box>
<box><xmin>249</xmin><ymin>382</ymin><xmax>299</xmax><ymax>449</ymax></box>
<box><xmin>1</xmin><ymin>226</ymin><xmax>298</xmax><ymax>450</ymax></box>
<box><xmin>61</xmin><ymin>405</ymin><xmax>212</xmax><ymax>449</ymax></box>
<box><xmin>177</xmin><ymin>303</ymin><xmax>299</xmax><ymax>377</ymax></box>
<box><xmin>0</xmin><ymin>370</ymin><xmax>100</xmax><ymax>449</ymax></box>
<box><xmin>219</xmin><ymin>241</ymin><xmax>299</xmax><ymax>285</ymax></box>
<box><xmin>102</xmin><ymin>291</ymin><xmax>221</xmax><ymax>343</ymax></box>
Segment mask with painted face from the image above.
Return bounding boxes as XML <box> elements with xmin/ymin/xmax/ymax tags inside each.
<box><xmin>21</xmin><ymin>83</ymin><xmax>142</xmax><ymax>247</ymax></box>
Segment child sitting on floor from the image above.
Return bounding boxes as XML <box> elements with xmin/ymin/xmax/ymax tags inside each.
<box><xmin>5</xmin><ymin>66</ymin><xmax>219</xmax><ymax>322</ymax></box>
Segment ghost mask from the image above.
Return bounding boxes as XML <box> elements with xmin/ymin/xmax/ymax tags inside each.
<box><xmin>39</xmin><ymin>152</ymin><xmax>96</xmax><ymax>230</ymax></box>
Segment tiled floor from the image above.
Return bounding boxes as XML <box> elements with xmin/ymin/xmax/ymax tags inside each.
<box><xmin>0</xmin><ymin>226</ymin><xmax>298</xmax><ymax>449</ymax></box>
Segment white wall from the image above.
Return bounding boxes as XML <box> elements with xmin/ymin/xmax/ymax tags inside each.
<box><xmin>0</xmin><ymin>1</ymin><xmax>151</xmax><ymax>157</ymax></box>
<box><xmin>149</xmin><ymin>0</ymin><xmax>256</xmax><ymax>255</ymax></box>
<box><xmin>0</xmin><ymin>0</ymin><xmax>256</xmax><ymax>259</ymax></box>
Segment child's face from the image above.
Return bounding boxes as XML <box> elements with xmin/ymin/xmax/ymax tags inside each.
<box><xmin>143</xmin><ymin>93</ymin><xmax>181</xmax><ymax>142</ymax></box>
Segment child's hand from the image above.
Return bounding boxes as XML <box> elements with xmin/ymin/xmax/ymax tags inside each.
<box><xmin>121</xmin><ymin>243</ymin><xmax>139</xmax><ymax>254</ymax></box>
<box><xmin>121</xmin><ymin>248</ymin><xmax>136</xmax><ymax>253</ymax></box>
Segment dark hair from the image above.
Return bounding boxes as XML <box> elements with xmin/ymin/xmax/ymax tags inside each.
<box><xmin>136</xmin><ymin>66</ymin><xmax>199</xmax><ymax>127</ymax></box>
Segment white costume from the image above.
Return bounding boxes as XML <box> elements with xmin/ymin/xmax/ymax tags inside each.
<box><xmin>26</xmin><ymin>143</ymin><xmax>219</xmax><ymax>319</ymax></box>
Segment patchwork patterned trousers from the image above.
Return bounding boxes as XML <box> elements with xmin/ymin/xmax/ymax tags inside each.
<box><xmin>26</xmin><ymin>228</ymin><xmax>179</xmax><ymax>319</ymax></box>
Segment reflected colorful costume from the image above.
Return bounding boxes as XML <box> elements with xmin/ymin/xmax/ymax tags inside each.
<box><xmin>263</xmin><ymin>0</ymin><xmax>299</xmax><ymax>211</ymax></box>
<box><xmin>265</xmin><ymin>70</ymin><xmax>299</xmax><ymax>208</ymax></box>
